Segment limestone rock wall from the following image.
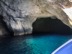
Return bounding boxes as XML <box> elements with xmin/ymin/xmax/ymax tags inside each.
<box><xmin>0</xmin><ymin>0</ymin><xmax>37</xmax><ymax>35</ymax></box>
<box><xmin>0</xmin><ymin>0</ymin><xmax>72</xmax><ymax>36</ymax></box>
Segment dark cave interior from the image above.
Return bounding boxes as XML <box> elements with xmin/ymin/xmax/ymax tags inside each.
<box><xmin>33</xmin><ymin>17</ymin><xmax>72</xmax><ymax>35</ymax></box>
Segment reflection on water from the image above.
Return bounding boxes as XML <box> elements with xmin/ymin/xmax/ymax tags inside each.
<box><xmin>0</xmin><ymin>34</ymin><xmax>72</xmax><ymax>54</ymax></box>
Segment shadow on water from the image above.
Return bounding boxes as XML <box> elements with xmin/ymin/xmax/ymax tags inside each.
<box><xmin>0</xmin><ymin>36</ymin><xmax>33</xmax><ymax>54</ymax></box>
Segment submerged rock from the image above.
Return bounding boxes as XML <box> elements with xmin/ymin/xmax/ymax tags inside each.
<box><xmin>0</xmin><ymin>0</ymin><xmax>72</xmax><ymax>36</ymax></box>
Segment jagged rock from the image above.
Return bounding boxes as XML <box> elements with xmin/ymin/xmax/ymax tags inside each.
<box><xmin>0</xmin><ymin>0</ymin><xmax>72</xmax><ymax>35</ymax></box>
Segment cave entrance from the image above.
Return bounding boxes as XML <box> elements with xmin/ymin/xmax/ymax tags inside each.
<box><xmin>32</xmin><ymin>17</ymin><xmax>72</xmax><ymax>35</ymax></box>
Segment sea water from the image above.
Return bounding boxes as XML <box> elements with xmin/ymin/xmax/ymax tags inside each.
<box><xmin>0</xmin><ymin>34</ymin><xmax>71</xmax><ymax>54</ymax></box>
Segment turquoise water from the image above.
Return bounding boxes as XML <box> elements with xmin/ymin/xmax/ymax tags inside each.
<box><xmin>0</xmin><ymin>34</ymin><xmax>72</xmax><ymax>54</ymax></box>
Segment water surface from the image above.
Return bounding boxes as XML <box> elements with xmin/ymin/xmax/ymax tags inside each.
<box><xmin>0</xmin><ymin>34</ymin><xmax>72</xmax><ymax>54</ymax></box>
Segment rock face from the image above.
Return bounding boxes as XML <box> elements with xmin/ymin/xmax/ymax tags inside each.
<box><xmin>0</xmin><ymin>0</ymin><xmax>72</xmax><ymax>35</ymax></box>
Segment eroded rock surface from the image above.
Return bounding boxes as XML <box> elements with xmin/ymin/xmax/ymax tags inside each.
<box><xmin>0</xmin><ymin>0</ymin><xmax>72</xmax><ymax>35</ymax></box>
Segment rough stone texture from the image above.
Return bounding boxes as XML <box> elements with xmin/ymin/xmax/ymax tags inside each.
<box><xmin>0</xmin><ymin>0</ymin><xmax>72</xmax><ymax>35</ymax></box>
